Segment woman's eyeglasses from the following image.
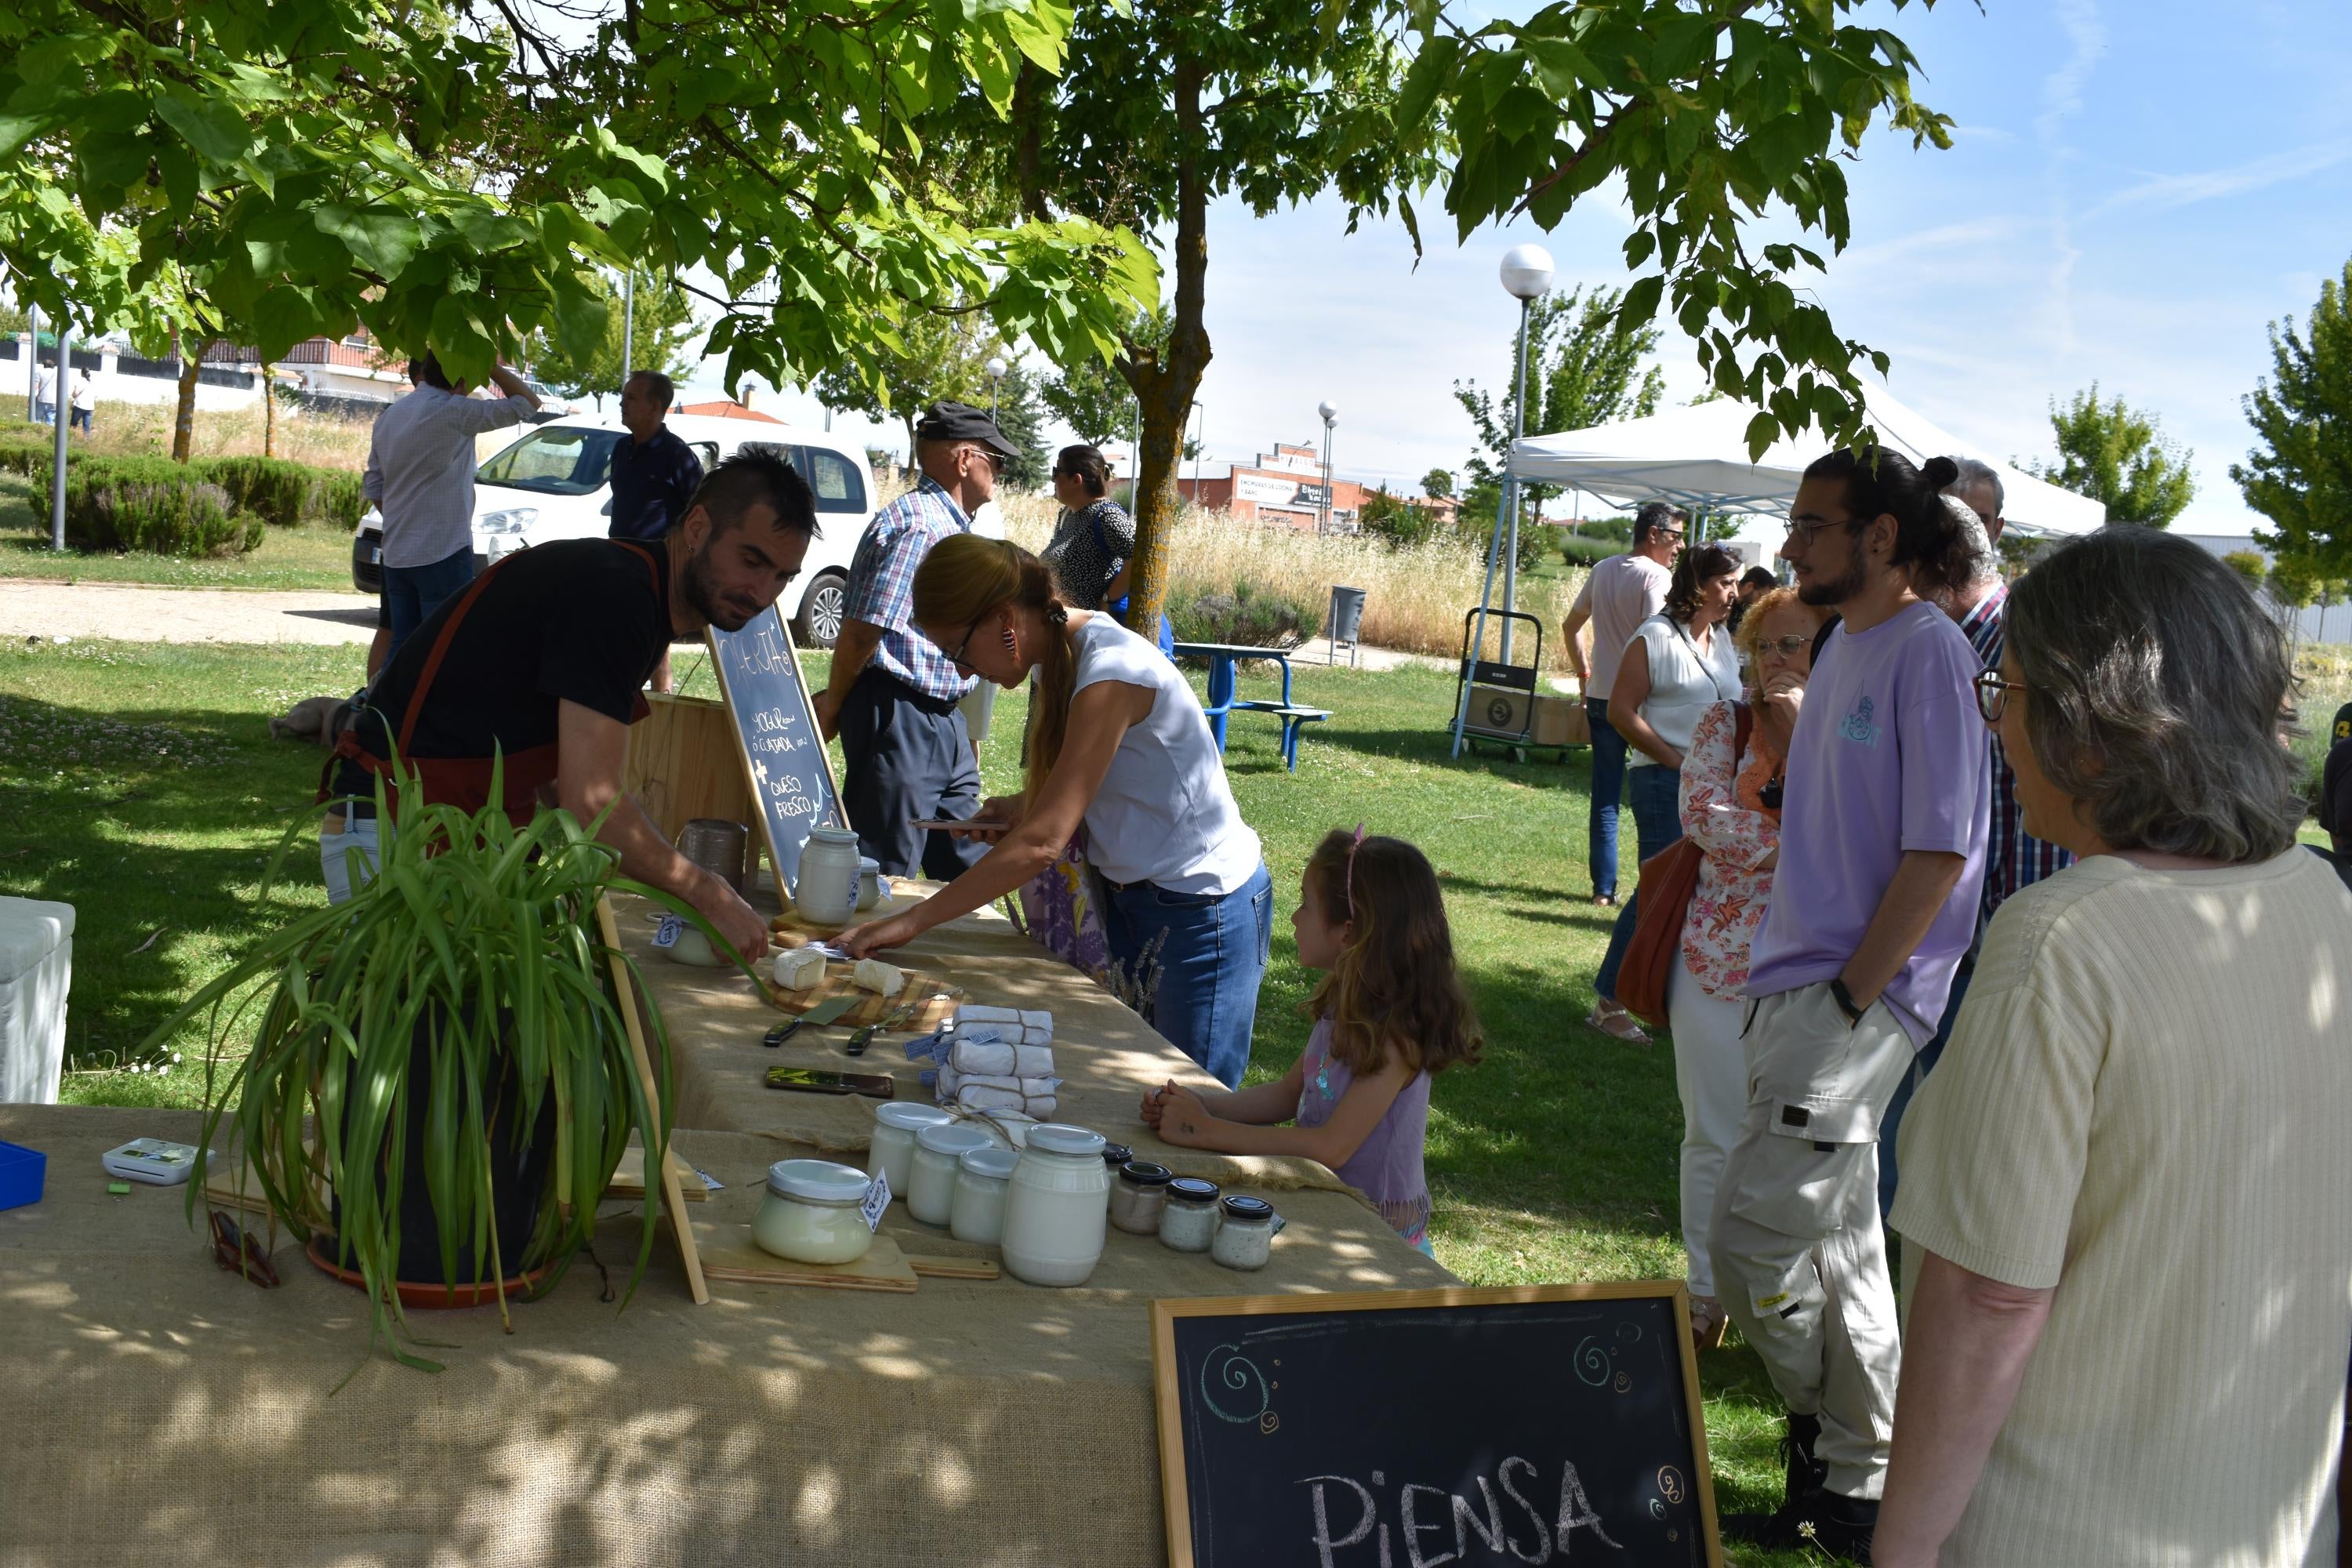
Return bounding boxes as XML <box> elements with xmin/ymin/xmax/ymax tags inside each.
<box><xmin>939</xmin><ymin>612</ymin><xmax>988</xmax><ymax>672</ymax></box>
<box><xmin>1973</xmin><ymin>668</ymin><xmax>2025</xmax><ymax>724</ymax></box>
<box><xmin>1756</xmin><ymin>635</ymin><xmax>1811</xmax><ymax>657</ymax></box>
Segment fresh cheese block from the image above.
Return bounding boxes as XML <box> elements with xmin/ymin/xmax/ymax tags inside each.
<box><xmin>852</xmin><ymin>958</ymin><xmax>906</xmax><ymax>998</ymax></box>
<box><xmin>771</xmin><ymin>947</ymin><xmax>828</xmax><ymax>991</ymax></box>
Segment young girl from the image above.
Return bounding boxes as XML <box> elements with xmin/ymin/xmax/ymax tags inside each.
<box><xmin>1141</xmin><ymin>829</ymin><xmax>1482</xmax><ymax>1255</ymax></box>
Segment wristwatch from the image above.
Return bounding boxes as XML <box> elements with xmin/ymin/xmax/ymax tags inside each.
<box><xmin>1829</xmin><ymin>977</ymin><xmax>1866</xmax><ymax>1025</ymax></box>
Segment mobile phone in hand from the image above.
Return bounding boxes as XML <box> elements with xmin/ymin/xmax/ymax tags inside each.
<box><xmin>765</xmin><ymin>1066</ymin><xmax>897</xmax><ymax>1099</ymax></box>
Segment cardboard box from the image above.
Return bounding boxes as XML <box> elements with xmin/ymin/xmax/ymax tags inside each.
<box><xmin>1467</xmin><ymin>684</ymin><xmax>1532</xmax><ymax>736</ymax></box>
<box><xmin>1533</xmin><ymin>694</ymin><xmax>1591</xmax><ymax>747</ymax></box>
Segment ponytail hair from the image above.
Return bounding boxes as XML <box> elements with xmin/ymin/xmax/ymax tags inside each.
<box><xmin>1801</xmin><ymin>447</ymin><xmax>1982</xmax><ymax>597</ymax></box>
<box><xmin>911</xmin><ymin>534</ymin><xmax>1072</xmax><ymax>800</ymax></box>
<box><xmin>1301</xmin><ymin>829</ymin><xmax>1483</xmax><ymax>1080</ymax></box>
<box><xmin>1664</xmin><ymin>541</ymin><xmax>1740</xmax><ymax>622</ymax></box>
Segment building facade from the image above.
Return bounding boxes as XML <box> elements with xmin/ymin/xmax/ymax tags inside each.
<box><xmin>1176</xmin><ymin>441</ymin><xmax>1368</xmax><ymax>532</ymax></box>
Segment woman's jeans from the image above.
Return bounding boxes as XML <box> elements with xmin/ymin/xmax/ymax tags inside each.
<box><xmin>320</xmin><ymin>811</ymin><xmax>383</xmax><ymax>905</ymax></box>
<box><xmin>1585</xmin><ymin>697</ymin><xmax>1628</xmax><ymax>898</ymax></box>
<box><xmin>1594</xmin><ymin>764</ymin><xmax>1683</xmax><ymax>1002</ymax></box>
<box><xmin>1101</xmin><ymin>862</ymin><xmax>1272</xmax><ymax>1089</ymax></box>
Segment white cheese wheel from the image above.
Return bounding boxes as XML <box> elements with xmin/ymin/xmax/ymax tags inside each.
<box><xmin>771</xmin><ymin>946</ymin><xmax>828</xmax><ymax>991</ymax></box>
<box><xmin>852</xmin><ymin>958</ymin><xmax>906</xmax><ymax>997</ymax></box>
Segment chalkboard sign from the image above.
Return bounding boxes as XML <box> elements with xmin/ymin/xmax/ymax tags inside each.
<box><xmin>706</xmin><ymin>606</ymin><xmax>848</xmax><ymax>896</ymax></box>
<box><xmin>1151</xmin><ymin>1283</ymin><xmax>1719</xmax><ymax>1568</ymax></box>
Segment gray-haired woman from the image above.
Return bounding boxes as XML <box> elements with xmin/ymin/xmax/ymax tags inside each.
<box><xmin>1875</xmin><ymin>528</ymin><xmax>2352</xmax><ymax>1568</ymax></box>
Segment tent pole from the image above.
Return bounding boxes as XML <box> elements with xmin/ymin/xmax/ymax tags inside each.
<box><xmin>1450</xmin><ymin>463</ymin><xmax>1515</xmax><ymax>759</ymax></box>
<box><xmin>1501</xmin><ymin>293</ymin><xmax>1532</xmax><ymax>662</ymax></box>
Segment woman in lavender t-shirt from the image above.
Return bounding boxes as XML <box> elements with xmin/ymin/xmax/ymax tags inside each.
<box><xmin>1142</xmin><ymin>830</ymin><xmax>1483</xmax><ymax>1253</ymax></box>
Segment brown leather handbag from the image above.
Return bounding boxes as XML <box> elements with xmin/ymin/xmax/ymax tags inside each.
<box><xmin>1615</xmin><ymin>703</ymin><xmax>1751</xmax><ymax>1029</ymax></box>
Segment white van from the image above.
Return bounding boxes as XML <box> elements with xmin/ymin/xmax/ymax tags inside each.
<box><xmin>350</xmin><ymin>413</ymin><xmax>873</xmax><ymax>647</ymax></box>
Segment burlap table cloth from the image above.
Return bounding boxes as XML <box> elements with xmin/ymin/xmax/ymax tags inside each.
<box><xmin>610</xmin><ymin>888</ymin><xmax>1356</xmax><ymax>1197</ymax></box>
<box><xmin>0</xmin><ymin>1105</ymin><xmax>1451</xmax><ymax>1566</ymax></box>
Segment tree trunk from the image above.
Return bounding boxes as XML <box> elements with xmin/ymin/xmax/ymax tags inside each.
<box><xmin>170</xmin><ymin>337</ymin><xmax>203</xmax><ymax>463</ymax></box>
<box><xmin>263</xmin><ymin>362</ymin><xmax>276</xmax><ymax>458</ymax></box>
<box><xmin>1120</xmin><ymin>57</ymin><xmax>1213</xmax><ymax>636</ymax></box>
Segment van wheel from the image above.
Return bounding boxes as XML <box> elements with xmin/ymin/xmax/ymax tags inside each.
<box><xmin>797</xmin><ymin>572</ymin><xmax>848</xmax><ymax>648</ymax></box>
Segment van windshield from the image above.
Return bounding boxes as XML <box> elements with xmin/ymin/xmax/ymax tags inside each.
<box><xmin>476</xmin><ymin>427</ymin><xmax>622</xmax><ymax>495</ymax></box>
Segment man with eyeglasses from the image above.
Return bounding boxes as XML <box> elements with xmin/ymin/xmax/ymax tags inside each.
<box><xmin>816</xmin><ymin>401</ymin><xmax>1020</xmax><ymax>879</ymax></box>
<box><xmin>1875</xmin><ymin>459</ymin><xmax>2074</xmax><ymax>1225</ymax></box>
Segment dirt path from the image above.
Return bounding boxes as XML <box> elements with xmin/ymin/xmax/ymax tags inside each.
<box><xmin>0</xmin><ymin>577</ymin><xmax>376</xmax><ymax>646</ymax></box>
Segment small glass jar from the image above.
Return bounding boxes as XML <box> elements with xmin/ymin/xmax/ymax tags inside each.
<box><xmin>1211</xmin><ymin>1195</ymin><xmax>1276</xmax><ymax>1271</ymax></box>
<box><xmin>1000</xmin><ymin>1123</ymin><xmax>1111</xmax><ymax>1287</ymax></box>
<box><xmin>867</xmin><ymin>1102</ymin><xmax>956</xmax><ymax>1202</ymax></box>
<box><xmin>909</xmin><ymin>1123</ymin><xmax>994</xmax><ymax>1226</ymax></box>
<box><xmin>793</xmin><ymin>826</ymin><xmax>864</xmax><ymax>926</ymax></box>
<box><xmin>1158</xmin><ymin>1176</ymin><xmax>1222</xmax><ymax>1253</ymax></box>
<box><xmin>1109</xmin><ymin>1160</ymin><xmax>1173</xmax><ymax>1235</ymax></box>
<box><xmin>753</xmin><ymin>1159</ymin><xmax>876</xmax><ymax>1265</ymax></box>
<box><xmin>950</xmin><ymin>1145</ymin><xmax>1019</xmax><ymax>1245</ymax></box>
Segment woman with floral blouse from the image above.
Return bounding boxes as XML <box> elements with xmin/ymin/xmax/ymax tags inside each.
<box><xmin>1670</xmin><ymin>584</ymin><xmax>1830</xmax><ymax>1349</ymax></box>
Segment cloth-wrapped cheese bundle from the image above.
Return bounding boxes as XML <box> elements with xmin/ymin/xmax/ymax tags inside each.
<box><xmin>771</xmin><ymin>947</ymin><xmax>828</xmax><ymax>992</ymax></box>
<box><xmin>956</xmin><ymin>1004</ymin><xmax>1051</xmax><ymax>1047</ymax></box>
<box><xmin>853</xmin><ymin>958</ymin><xmax>906</xmax><ymax>998</ymax></box>
<box><xmin>937</xmin><ymin>1064</ymin><xmax>1062</xmax><ymax>1120</ymax></box>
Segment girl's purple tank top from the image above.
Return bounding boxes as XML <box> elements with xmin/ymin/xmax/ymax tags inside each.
<box><xmin>1295</xmin><ymin>1017</ymin><xmax>1432</xmax><ymax>1243</ymax></box>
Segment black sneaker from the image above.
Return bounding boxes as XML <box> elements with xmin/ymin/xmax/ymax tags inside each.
<box><xmin>1720</xmin><ymin>1486</ymin><xmax>1878</xmax><ymax>1563</ymax></box>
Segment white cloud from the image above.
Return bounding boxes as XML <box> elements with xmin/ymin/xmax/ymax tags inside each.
<box><xmin>2085</xmin><ymin>140</ymin><xmax>2352</xmax><ymax>220</ymax></box>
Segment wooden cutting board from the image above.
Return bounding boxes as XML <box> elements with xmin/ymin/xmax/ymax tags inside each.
<box><xmin>768</xmin><ymin>885</ymin><xmax>928</xmax><ymax>939</ymax></box>
<box><xmin>762</xmin><ymin>960</ymin><xmax>963</xmax><ymax>1029</ymax></box>
<box><xmin>606</xmin><ymin>1144</ymin><xmax>710</xmax><ymax>1202</ymax></box>
<box><xmin>687</xmin><ymin>1217</ymin><xmax>920</xmax><ymax>1292</ymax></box>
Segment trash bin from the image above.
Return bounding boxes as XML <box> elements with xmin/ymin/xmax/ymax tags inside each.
<box><xmin>0</xmin><ymin>897</ymin><xmax>73</xmax><ymax>1105</ymax></box>
<box><xmin>1327</xmin><ymin>586</ymin><xmax>1367</xmax><ymax>666</ymax></box>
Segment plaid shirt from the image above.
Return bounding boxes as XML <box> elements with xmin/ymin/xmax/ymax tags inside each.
<box><xmin>842</xmin><ymin>476</ymin><xmax>975</xmax><ymax>702</ymax></box>
<box><xmin>1961</xmin><ymin>583</ymin><xmax>2074</xmax><ymax>927</ymax></box>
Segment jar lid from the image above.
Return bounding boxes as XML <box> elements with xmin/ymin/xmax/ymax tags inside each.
<box><xmin>1024</xmin><ymin>1123</ymin><xmax>1107</xmax><ymax>1159</ymax></box>
<box><xmin>916</xmin><ymin>1123</ymin><xmax>995</xmax><ymax>1157</ymax></box>
<box><xmin>959</xmin><ymin>1146</ymin><xmax>1018</xmax><ymax>1181</ymax></box>
<box><xmin>1220</xmin><ymin>1195</ymin><xmax>1274</xmax><ymax>1224</ymax></box>
<box><xmin>874</xmin><ymin>1102</ymin><xmax>956</xmax><ymax>1133</ymax></box>
<box><xmin>766</xmin><ymin>1158</ymin><xmax>873</xmax><ymax>1205</ymax></box>
<box><xmin>807</xmin><ymin>826</ymin><xmax>860</xmax><ymax>845</ymax></box>
<box><xmin>1167</xmin><ymin>1176</ymin><xmax>1221</xmax><ymax>1203</ymax></box>
<box><xmin>1118</xmin><ymin>1160</ymin><xmax>1174</xmax><ymax>1188</ymax></box>
<box><xmin>1100</xmin><ymin>1142</ymin><xmax>1134</xmax><ymax>1167</ymax></box>
<box><xmin>858</xmin><ymin>856</ymin><xmax>880</xmax><ymax>871</ymax></box>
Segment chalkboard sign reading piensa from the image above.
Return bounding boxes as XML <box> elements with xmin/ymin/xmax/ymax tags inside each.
<box><xmin>707</xmin><ymin>607</ymin><xmax>846</xmax><ymax>897</ymax></box>
<box><xmin>1151</xmin><ymin>1283</ymin><xmax>1719</xmax><ymax>1568</ymax></box>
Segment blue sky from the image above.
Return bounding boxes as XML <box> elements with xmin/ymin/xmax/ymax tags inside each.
<box><xmin>730</xmin><ymin>1</ymin><xmax>2352</xmax><ymax>539</ymax></box>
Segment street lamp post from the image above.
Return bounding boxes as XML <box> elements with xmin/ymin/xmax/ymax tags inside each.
<box><xmin>1452</xmin><ymin>244</ymin><xmax>1555</xmax><ymax>757</ymax></box>
<box><xmin>1316</xmin><ymin>400</ymin><xmax>1337</xmax><ymax>535</ymax></box>
<box><xmin>1190</xmin><ymin>401</ymin><xmax>1205</xmax><ymax>505</ymax></box>
<box><xmin>49</xmin><ymin>315</ymin><xmax>73</xmax><ymax>551</ymax></box>
<box><xmin>985</xmin><ymin>354</ymin><xmax>1007</xmax><ymax>418</ymax></box>
<box><xmin>621</xmin><ymin>267</ymin><xmax>634</xmax><ymax>390</ymax></box>
<box><xmin>22</xmin><ymin>301</ymin><xmax>36</xmax><ymax>421</ymax></box>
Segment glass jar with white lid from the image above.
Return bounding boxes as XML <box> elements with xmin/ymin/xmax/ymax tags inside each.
<box><xmin>793</xmin><ymin>826</ymin><xmax>865</xmax><ymax>926</ymax></box>
<box><xmin>1000</xmin><ymin>1123</ymin><xmax>1110</xmax><ymax>1287</ymax></box>
<box><xmin>868</xmin><ymin>1102</ymin><xmax>956</xmax><ymax>1201</ymax></box>
<box><xmin>753</xmin><ymin>1159</ymin><xmax>876</xmax><ymax>1265</ymax></box>
<box><xmin>949</xmin><ymin>1145</ymin><xmax>1020</xmax><ymax>1245</ymax></box>
<box><xmin>909</xmin><ymin>1122</ymin><xmax>995</xmax><ymax>1226</ymax></box>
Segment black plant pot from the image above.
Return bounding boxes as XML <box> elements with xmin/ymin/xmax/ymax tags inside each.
<box><xmin>328</xmin><ymin>1011</ymin><xmax>559</xmax><ymax>1288</ymax></box>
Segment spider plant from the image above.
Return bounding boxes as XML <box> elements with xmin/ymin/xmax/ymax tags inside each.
<box><xmin>148</xmin><ymin>756</ymin><xmax>728</xmax><ymax>1375</ymax></box>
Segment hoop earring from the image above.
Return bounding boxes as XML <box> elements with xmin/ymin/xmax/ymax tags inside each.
<box><xmin>1000</xmin><ymin>622</ymin><xmax>1018</xmax><ymax>657</ymax></box>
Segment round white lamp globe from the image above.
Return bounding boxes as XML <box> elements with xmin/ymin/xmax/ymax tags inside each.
<box><xmin>1318</xmin><ymin>400</ymin><xmax>1338</xmax><ymax>425</ymax></box>
<box><xmin>1499</xmin><ymin>244</ymin><xmax>1555</xmax><ymax>300</ymax></box>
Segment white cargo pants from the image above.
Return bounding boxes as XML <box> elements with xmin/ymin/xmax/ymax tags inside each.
<box><xmin>1711</xmin><ymin>980</ymin><xmax>1915</xmax><ymax>1500</ymax></box>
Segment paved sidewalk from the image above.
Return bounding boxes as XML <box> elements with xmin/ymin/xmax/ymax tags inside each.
<box><xmin>0</xmin><ymin>577</ymin><xmax>376</xmax><ymax>646</ymax></box>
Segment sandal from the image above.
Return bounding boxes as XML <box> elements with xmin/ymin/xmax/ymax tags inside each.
<box><xmin>1688</xmin><ymin>1294</ymin><xmax>1730</xmax><ymax>1352</ymax></box>
<box><xmin>1592</xmin><ymin>892</ymin><xmax>1617</xmax><ymax>908</ymax></box>
<box><xmin>1584</xmin><ymin>998</ymin><xmax>1650</xmax><ymax>1044</ymax></box>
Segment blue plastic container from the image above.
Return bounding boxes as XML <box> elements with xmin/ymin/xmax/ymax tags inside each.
<box><xmin>0</xmin><ymin>1139</ymin><xmax>46</xmax><ymax>1211</ymax></box>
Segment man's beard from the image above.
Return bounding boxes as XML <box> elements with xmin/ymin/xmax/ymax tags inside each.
<box><xmin>681</xmin><ymin>544</ymin><xmax>756</xmax><ymax>632</ymax></box>
<box><xmin>1798</xmin><ymin>532</ymin><xmax>1867</xmax><ymax>608</ymax></box>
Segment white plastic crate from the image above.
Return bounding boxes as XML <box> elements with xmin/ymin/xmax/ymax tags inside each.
<box><xmin>0</xmin><ymin>897</ymin><xmax>73</xmax><ymax>1105</ymax></box>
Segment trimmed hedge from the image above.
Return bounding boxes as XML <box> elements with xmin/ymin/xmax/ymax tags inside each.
<box><xmin>1</xmin><ymin>440</ymin><xmax>365</xmax><ymax>534</ymax></box>
<box><xmin>63</xmin><ymin>455</ymin><xmax>264</xmax><ymax>557</ymax></box>
<box><xmin>1170</xmin><ymin>579</ymin><xmax>1317</xmax><ymax>648</ymax></box>
<box><xmin>319</xmin><ymin>470</ymin><xmax>367</xmax><ymax>530</ymax></box>
<box><xmin>198</xmin><ymin>455</ymin><xmax>317</xmax><ymax>529</ymax></box>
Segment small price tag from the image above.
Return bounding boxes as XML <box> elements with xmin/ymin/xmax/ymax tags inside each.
<box><xmin>652</xmin><ymin>915</ymin><xmax>684</xmax><ymax>950</ymax></box>
<box><xmin>860</xmin><ymin>1171</ymin><xmax>891</xmax><ymax>1232</ymax></box>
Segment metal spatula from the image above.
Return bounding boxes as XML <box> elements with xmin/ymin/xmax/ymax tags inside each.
<box><xmin>764</xmin><ymin>994</ymin><xmax>859</xmax><ymax>1047</ymax></box>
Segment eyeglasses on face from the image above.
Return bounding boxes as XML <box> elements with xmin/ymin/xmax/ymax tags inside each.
<box><xmin>1756</xmin><ymin>634</ymin><xmax>1811</xmax><ymax>657</ymax></box>
<box><xmin>1973</xmin><ymin>667</ymin><xmax>2025</xmax><ymax>724</ymax></box>
<box><xmin>1784</xmin><ymin>514</ymin><xmax>1860</xmax><ymax>546</ymax></box>
<box><xmin>939</xmin><ymin>611</ymin><xmax>989</xmax><ymax>672</ymax></box>
<box><xmin>964</xmin><ymin>445</ymin><xmax>1003</xmax><ymax>473</ymax></box>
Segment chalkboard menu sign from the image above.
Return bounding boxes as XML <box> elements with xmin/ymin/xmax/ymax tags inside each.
<box><xmin>1151</xmin><ymin>1283</ymin><xmax>1719</xmax><ymax>1568</ymax></box>
<box><xmin>706</xmin><ymin>606</ymin><xmax>847</xmax><ymax>896</ymax></box>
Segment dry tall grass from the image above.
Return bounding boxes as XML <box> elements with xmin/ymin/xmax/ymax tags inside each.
<box><xmin>83</xmin><ymin>398</ymin><xmax>377</xmax><ymax>472</ymax></box>
<box><xmin>991</xmin><ymin>489</ymin><xmax>1588</xmax><ymax>672</ymax></box>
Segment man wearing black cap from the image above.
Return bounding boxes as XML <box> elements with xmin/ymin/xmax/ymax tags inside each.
<box><xmin>814</xmin><ymin>401</ymin><xmax>1017</xmax><ymax>878</ymax></box>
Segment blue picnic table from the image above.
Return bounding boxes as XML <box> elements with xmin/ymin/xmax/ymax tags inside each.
<box><xmin>1171</xmin><ymin>641</ymin><xmax>1332</xmax><ymax>771</ymax></box>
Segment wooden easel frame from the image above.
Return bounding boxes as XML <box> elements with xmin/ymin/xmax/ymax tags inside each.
<box><xmin>593</xmin><ymin>893</ymin><xmax>709</xmax><ymax>1305</ymax></box>
<box><xmin>1149</xmin><ymin>1280</ymin><xmax>1721</xmax><ymax>1568</ymax></box>
<box><xmin>705</xmin><ymin>606</ymin><xmax>850</xmax><ymax>898</ymax></box>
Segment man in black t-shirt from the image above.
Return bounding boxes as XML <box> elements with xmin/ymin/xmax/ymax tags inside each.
<box><xmin>326</xmin><ymin>450</ymin><xmax>817</xmax><ymax>961</ymax></box>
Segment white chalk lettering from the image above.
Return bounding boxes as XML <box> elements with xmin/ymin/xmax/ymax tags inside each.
<box><xmin>1303</xmin><ymin>1475</ymin><xmax>1377</xmax><ymax>1568</ymax></box>
<box><xmin>1553</xmin><ymin>1463</ymin><xmax>1621</xmax><ymax>1555</ymax></box>
<box><xmin>1401</xmin><ymin>1483</ymin><xmax>1456</xmax><ymax>1568</ymax></box>
<box><xmin>1497</xmin><ymin>1457</ymin><xmax>1552</xmax><ymax>1564</ymax></box>
<box><xmin>1450</xmin><ymin>1477</ymin><xmax>1506</xmax><ymax>1562</ymax></box>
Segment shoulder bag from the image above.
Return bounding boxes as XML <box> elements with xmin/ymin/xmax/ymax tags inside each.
<box><xmin>1615</xmin><ymin>701</ymin><xmax>1752</xmax><ymax>1030</ymax></box>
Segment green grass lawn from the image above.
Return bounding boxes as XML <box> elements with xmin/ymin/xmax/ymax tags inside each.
<box><xmin>0</xmin><ymin>472</ymin><xmax>360</xmax><ymax>591</ymax></box>
<box><xmin>38</xmin><ymin>630</ymin><xmax>2267</xmax><ymax>1563</ymax></box>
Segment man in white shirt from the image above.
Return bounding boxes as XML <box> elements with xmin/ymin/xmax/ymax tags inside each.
<box><xmin>31</xmin><ymin>358</ymin><xmax>56</xmax><ymax>426</ymax></box>
<box><xmin>362</xmin><ymin>351</ymin><xmax>539</xmax><ymax>664</ymax></box>
<box><xmin>1563</xmin><ymin>501</ymin><xmax>1684</xmax><ymax>905</ymax></box>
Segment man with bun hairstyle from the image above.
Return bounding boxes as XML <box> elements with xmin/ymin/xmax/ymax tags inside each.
<box><xmin>1711</xmin><ymin>448</ymin><xmax>1991</xmax><ymax>1558</ymax></box>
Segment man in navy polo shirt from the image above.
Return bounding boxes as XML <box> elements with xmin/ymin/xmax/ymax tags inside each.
<box><xmin>609</xmin><ymin>368</ymin><xmax>705</xmax><ymax>693</ymax></box>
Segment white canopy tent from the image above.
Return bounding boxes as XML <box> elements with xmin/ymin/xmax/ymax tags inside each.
<box><xmin>1506</xmin><ymin>386</ymin><xmax>2107</xmax><ymax>541</ymax></box>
